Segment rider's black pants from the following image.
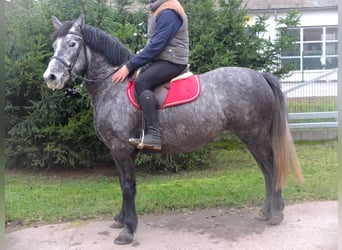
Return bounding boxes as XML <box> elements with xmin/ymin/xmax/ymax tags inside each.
<box><xmin>134</xmin><ymin>60</ymin><xmax>187</xmax><ymax>96</ymax></box>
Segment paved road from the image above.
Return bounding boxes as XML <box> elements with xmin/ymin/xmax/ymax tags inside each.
<box><xmin>6</xmin><ymin>201</ymin><xmax>338</xmax><ymax>250</ymax></box>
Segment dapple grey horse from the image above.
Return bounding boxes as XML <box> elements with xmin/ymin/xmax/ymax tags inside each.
<box><xmin>43</xmin><ymin>15</ymin><xmax>303</xmax><ymax>245</ymax></box>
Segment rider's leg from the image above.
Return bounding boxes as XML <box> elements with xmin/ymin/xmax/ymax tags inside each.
<box><xmin>130</xmin><ymin>61</ymin><xmax>187</xmax><ymax>150</ymax></box>
<box><xmin>129</xmin><ymin>90</ymin><xmax>161</xmax><ymax>150</ymax></box>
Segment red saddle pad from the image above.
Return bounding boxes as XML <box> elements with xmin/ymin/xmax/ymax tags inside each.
<box><xmin>127</xmin><ymin>75</ymin><xmax>201</xmax><ymax>110</ymax></box>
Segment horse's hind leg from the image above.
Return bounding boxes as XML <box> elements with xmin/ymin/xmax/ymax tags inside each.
<box><xmin>247</xmin><ymin>143</ymin><xmax>285</xmax><ymax>225</ymax></box>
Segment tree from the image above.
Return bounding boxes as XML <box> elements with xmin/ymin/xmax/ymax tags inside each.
<box><xmin>5</xmin><ymin>0</ymin><xmax>119</xmax><ymax>168</ymax></box>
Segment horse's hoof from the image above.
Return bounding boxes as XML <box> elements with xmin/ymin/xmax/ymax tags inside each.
<box><xmin>255</xmin><ymin>208</ymin><xmax>270</xmax><ymax>221</ymax></box>
<box><xmin>269</xmin><ymin>213</ymin><xmax>284</xmax><ymax>225</ymax></box>
<box><xmin>114</xmin><ymin>232</ymin><xmax>134</xmax><ymax>245</ymax></box>
<box><xmin>110</xmin><ymin>220</ymin><xmax>124</xmax><ymax>229</ymax></box>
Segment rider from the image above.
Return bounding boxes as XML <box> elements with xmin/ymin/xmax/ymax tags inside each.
<box><xmin>111</xmin><ymin>0</ymin><xmax>189</xmax><ymax>150</ymax></box>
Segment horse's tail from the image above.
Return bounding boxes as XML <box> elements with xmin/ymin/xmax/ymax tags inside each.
<box><xmin>262</xmin><ymin>73</ymin><xmax>304</xmax><ymax>190</ymax></box>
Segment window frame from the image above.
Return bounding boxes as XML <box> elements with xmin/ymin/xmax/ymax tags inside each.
<box><xmin>281</xmin><ymin>25</ymin><xmax>338</xmax><ymax>71</ymax></box>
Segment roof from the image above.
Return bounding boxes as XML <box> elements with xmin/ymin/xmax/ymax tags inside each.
<box><xmin>240</xmin><ymin>0</ymin><xmax>338</xmax><ymax>10</ymax></box>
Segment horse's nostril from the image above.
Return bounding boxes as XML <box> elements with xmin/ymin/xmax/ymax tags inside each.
<box><xmin>48</xmin><ymin>74</ymin><xmax>56</xmax><ymax>81</ymax></box>
<box><xmin>44</xmin><ymin>72</ymin><xmax>57</xmax><ymax>82</ymax></box>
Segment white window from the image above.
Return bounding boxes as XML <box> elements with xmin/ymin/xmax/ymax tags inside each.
<box><xmin>281</xmin><ymin>26</ymin><xmax>338</xmax><ymax>71</ymax></box>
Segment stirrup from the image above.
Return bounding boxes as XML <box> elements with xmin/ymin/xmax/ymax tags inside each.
<box><xmin>128</xmin><ymin>130</ymin><xmax>161</xmax><ymax>150</ymax></box>
<box><xmin>129</xmin><ymin>138</ymin><xmax>161</xmax><ymax>150</ymax></box>
<box><xmin>128</xmin><ymin>130</ymin><xmax>145</xmax><ymax>149</ymax></box>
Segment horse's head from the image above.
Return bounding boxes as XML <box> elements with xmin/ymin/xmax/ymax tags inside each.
<box><xmin>43</xmin><ymin>14</ymin><xmax>88</xmax><ymax>90</ymax></box>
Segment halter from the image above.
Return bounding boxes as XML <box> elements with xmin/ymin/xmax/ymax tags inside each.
<box><xmin>49</xmin><ymin>31</ymin><xmax>88</xmax><ymax>79</ymax></box>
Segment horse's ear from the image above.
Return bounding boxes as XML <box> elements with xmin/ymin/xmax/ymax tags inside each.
<box><xmin>73</xmin><ymin>14</ymin><xmax>85</xmax><ymax>32</ymax></box>
<box><xmin>52</xmin><ymin>16</ymin><xmax>63</xmax><ymax>30</ymax></box>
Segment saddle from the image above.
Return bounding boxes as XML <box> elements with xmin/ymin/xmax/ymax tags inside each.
<box><xmin>127</xmin><ymin>71</ymin><xmax>201</xmax><ymax>110</ymax></box>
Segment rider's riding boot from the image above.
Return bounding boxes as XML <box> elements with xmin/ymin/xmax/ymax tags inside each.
<box><xmin>129</xmin><ymin>90</ymin><xmax>162</xmax><ymax>150</ymax></box>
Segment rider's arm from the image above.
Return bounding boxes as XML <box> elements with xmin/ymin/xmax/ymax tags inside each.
<box><xmin>125</xmin><ymin>9</ymin><xmax>182</xmax><ymax>72</ymax></box>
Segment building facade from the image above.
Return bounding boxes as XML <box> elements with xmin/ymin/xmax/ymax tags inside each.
<box><xmin>241</xmin><ymin>0</ymin><xmax>338</xmax><ymax>81</ymax></box>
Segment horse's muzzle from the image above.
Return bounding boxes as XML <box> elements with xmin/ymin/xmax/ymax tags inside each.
<box><xmin>43</xmin><ymin>68</ymin><xmax>66</xmax><ymax>90</ymax></box>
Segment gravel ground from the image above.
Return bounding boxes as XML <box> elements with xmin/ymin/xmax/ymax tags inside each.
<box><xmin>6</xmin><ymin>201</ymin><xmax>338</xmax><ymax>250</ymax></box>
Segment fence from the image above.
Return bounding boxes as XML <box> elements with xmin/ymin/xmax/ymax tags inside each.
<box><xmin>287</xmin><ymin>111</ymin><xmax>338</xmax><ymax>129</ymax></box>
<box><xmin>281</xmin><ymin>68</ymin><xmax>338</xmax><ymax>130</ymax></box>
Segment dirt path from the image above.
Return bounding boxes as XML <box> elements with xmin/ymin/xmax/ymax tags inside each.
<box><xmin>6</xmin><ymin>201</ymin><xmax>338</xmax><ymax>250</ymax></box>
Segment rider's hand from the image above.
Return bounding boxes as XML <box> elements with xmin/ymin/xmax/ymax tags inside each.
<box><xmin>112</xmin><ymin>65</ymin><xmax>129</xmax><ymax>83</ymax></box>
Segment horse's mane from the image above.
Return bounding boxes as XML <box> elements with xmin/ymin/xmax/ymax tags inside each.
<box><xmin>52</xmin><ymin>21</ymin><xmax>133</xmax><ymax>66</ymax></box>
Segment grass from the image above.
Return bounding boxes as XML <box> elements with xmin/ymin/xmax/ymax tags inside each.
<box><xmin>5</xmin><ymin>140</ymin><xmax>338</xmax><ymax>226</ymax></box>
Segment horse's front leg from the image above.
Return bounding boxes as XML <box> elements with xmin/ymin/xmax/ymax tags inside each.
<box><xmin>110</xmin><ymin>174</ymin><xmax>124</xmax><ymax>229</ymax></box>
<box><xmin>112</xmin><ymin>151</ymin><xmax>138</xmax><ymax>245</ymax></box>
<box><xmin>115</xmin><ymin>179</ymin><xmax>137</xmax><ymax>245</ymax></box>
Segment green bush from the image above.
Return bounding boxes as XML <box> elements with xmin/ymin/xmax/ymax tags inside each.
<box><xmin>135</xmin><ymin>147</ymin><xmax>212</xmax><ymax>173</ymax></box>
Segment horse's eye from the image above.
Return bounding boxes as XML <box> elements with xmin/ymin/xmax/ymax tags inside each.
<box><xmin>70</xmin><ymin>42</ymin><xmax>76</xmax><ymax>47</ymax></box>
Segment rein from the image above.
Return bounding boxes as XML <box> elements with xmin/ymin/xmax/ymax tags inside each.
<box><xmin>75</xmin><ymin>68</ymin><xmax>118</xmax><ymax>83</ymax></box>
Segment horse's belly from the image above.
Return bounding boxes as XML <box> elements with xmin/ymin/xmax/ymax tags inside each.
<box><xmin>159</xmin><ymin>118</ymin><xmax>224</xmax><ymax>153</ymax></box>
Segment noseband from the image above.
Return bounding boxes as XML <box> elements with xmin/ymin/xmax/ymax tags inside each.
<box><xmin>50</xmin><ymin>31</ymin><xmax>88</xmax><ymax>78</ymax></box>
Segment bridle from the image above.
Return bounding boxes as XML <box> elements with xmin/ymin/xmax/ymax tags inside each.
<box><xmin>49</xmin><ymin>31</ymin><xmax>117</xmax><ymax>83</ymax></box>
<box><xmin>50</xmin><ymin>31</ymin><xmax>88</xmax><ymax>79</ymax></box>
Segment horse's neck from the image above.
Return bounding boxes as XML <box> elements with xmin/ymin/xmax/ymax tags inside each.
<box><xmin>86</xmin><ymin>50</ymin><xmax>115</xmax><ymax>78</ymax></box>
<box><xmin>84</xmin><ymin>51</ymin><xmax>118</xmax><ymax>106</ymax></box>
